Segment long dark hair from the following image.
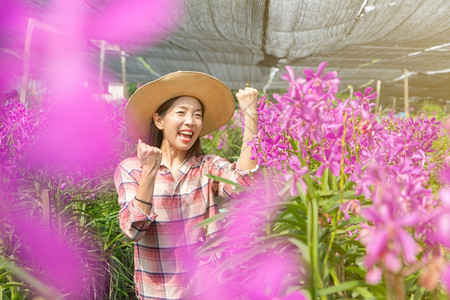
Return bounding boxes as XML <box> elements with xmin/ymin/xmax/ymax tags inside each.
<box><xmin>148</xmin><ymin>96</ymin><xmax>205</xmax><ymax>158</ymax></box>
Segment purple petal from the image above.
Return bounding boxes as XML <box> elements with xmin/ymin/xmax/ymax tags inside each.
<box><xmin>322</xmin><ymin>71</ymin><xmax>337</xmax><ymax>80</ymax></box>
<box><xmin>282</xmin><ymin>65</ymin><xmax>297</xmax><ymax>83</ymax></box>
<box><xmin>303</xmin><ymin>68</ymin><xmax>315</xmax><ymax>79</ymax></box>
<box><xmin>330</xmin><ymin>161</ymin><xmax>341</xmax><ymax>177</ymax></box>
<box><xmin>315</xmin><ymin>164</ymin><xmax>325</xmax><ymax>178</ymax></box>
<box><xmin>436</xmin><ymin>212</ymin><xmax>450</xmax><ymax>247</ymax></box>
<box><xmin>312</xmin><ymin>154</ymin><xmax>325</xmax><ymax>162</ymax></box>
<box><xmin>398</xmin><ymin>213</ymin><xmax>420</xmax><ymax>226</ymax></box>
<box><xmin>364</xmin><ymin>230</ymin><xmax>388</xmax><ymax>268</ymax></box>
<box><xmin>383</xmin><ymin>252</ymin><xmax>402</xmax><ymax>273</ymax></box>
<box><xmin>443</xmin><ymin>264</ymin><xmax>450</xmax><ymax>290</ymax></box>
<box><xmin>289</xmin><ymin>180</ymin><xmax>299</xmax><ymax>196</ymax></box>
<box><xmin>362</xmin><ymin>207</ymin><xmax>385</xmax><ymax>225</ymax></box>
<box><xmin>354</xmin><ymin>91</ymin><xmax>363</xmax><ymax>98</ymax></box>
<box><xmin>397</xmin><ymin>229</ymin><xmax>419</xmax><ymax>263</ymax></box>
<box><xmin>366</xmin><ymin>267</ymin><xmax>382</xmax><ymax>285</ymax></box>
<box><xmin>364</xmin><ymin>87</ymin><xmax>374</xmax><ymax>96</ymax></box>
<box><xmin>439</xmin><ymin>188</ymin><xmax>450</xmax><ymax>206</ymax></box>
<box><xmin>439</xmin><ymin>167</ymin><xmax>450</xmax><ymax>185</ymax></box>
<box><xmin>317</xmin><ymin>61</ymin><xmax>328</xmax><ymax>76</ymax></box>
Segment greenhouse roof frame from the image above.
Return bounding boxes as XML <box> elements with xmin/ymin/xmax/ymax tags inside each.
<box><xmin>20</xmin><ymin>0</ymin><xmax>450</xmax><ymax>107</ymax></box>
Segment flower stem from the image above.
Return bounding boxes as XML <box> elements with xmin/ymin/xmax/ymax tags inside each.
<box><xmin>385</xmin><ymin>272</ymin><xmax>405</xmax><ymax>300</ymax></box>
<box><xmin>322</xmin><ymin>113</ymin><xmax>347</xmax><ymax>274</ymax></box>
<box><xmin>307</xmin><ymin>193</ymin><xmax>320</xmax><ymax>299</ymax></box>
<box><xmin>352</xmin><ymin>109</ymin><xmax>360</xmax><ymax>163</ymax></box>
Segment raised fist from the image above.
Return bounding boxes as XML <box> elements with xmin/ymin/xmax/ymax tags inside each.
<box><xmin>137</xmin><ymin>139</ymin><xmax>162</xmax><ymax>172</ymax></box>
<box><xmin>236</xmin><ymin>87</ymin><xmax>258</xmax><ymax>114</ymax></box>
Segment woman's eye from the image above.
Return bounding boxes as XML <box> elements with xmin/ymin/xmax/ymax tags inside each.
<box><xmin>194</xmin><ymin>113</ymin><xmax>202</xmax><ymax>118</ymax></box>
<box><xmin>176</xmin><ymin>111</ymin><xmax>185</xmax><ymax>115</ymax></box>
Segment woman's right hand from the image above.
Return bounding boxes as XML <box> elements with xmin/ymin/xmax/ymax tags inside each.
<box><xmin>137</xmin><ymin>139</ymin><xmax>162</xmax><ymax>172</ymax></box>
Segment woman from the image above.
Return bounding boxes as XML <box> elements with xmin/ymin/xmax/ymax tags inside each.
<box><xmin>114</xmin><ymin>71</ymin><xmax>258</xmax><ymax>299</ymax></box>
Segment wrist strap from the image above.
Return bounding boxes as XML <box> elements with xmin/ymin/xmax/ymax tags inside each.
<box><xmin>134</xmin><ymin>196</ymin><xmax>152</xmax><ymax>206</ymax></box>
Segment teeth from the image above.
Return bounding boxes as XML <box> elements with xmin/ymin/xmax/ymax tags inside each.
<box><xmin>179</xmin><ymin>131</ymin><xmax>193</xmax><ymax>136</ymax></box>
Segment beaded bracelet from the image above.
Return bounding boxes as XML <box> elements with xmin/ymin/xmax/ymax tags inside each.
<box><xmin>134</xmin><ymin>196</ymin><xmax>152</xmax><ymax>206</ymax></box>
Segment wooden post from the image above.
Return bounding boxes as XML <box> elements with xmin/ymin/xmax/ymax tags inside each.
<box><xmin>393</xmin><ymin>97</ymin><xmax>396</xmax><ymax>112</ymax></box>
<box><xmin>20</xmin><ymin>18</ymin><xmax>35</xmax><ymax>104</ymax></box>
<box><xmin>349</xmin><ymin>85</ymin><xmax>354</xmax><ymax>100</ymax></box>
<box><xmin>375</xmin><ymin>80</ymin><xmax>381</xmax><ymax>115</ymax></box>
<box><xmin>98</xmin><ymin>40</ymin><xmax>106</xmax><ymax>99</ymax></box>
<box><xmin>121</xmin><ymin>50</ymin><xmax>128</xmax><ymax>99</ymax></box>
<box><xmin>40</xmin><ymin>189</ymin><xmax>51</xmax><ymax>227</ymax></box>
<box><xmin>404</xmin><ymin>69</ymin><xmax>409</xmax><ymax>118</ymax></box>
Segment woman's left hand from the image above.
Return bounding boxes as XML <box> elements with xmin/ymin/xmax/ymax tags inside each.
<box><xmin>236</xmin><ymin>87</ymin><xmax>258</xmax><ymax>115</ymax></box>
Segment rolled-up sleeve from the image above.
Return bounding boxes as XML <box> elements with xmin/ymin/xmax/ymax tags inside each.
<box><xmin>204</xmin><ymin>155</ymin><xmax>258</xmax><ymax>198</ymax></box>
<box><xmin>114</xmin><ymin>157</ymin><xmax>157</xmax><ymax>241</ymax></box>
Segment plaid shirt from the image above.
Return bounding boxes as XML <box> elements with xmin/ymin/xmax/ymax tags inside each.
<box><xmin>114</xmin><ymin>154</ymin><xmax>253</xmax><ymax>300</ymax></box>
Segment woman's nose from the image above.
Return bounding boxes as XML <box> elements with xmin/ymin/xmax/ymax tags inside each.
<box><xmin>184</xmin><ymin>114</ymin><xmax>194</xmax><ymax>125</ymax></box>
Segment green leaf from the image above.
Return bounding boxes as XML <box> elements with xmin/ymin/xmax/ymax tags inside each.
<box><xmin>330</xmin><ymin>241</ymin><xmax>347</xmax><ymax>254</ymax></box>
<box><xmin>345</xmin><ymin>265</ymin><xmax>366</xmax><ymax>278</ymax></box>
<box><xmin>317</xmin><ymin>280</ymin><xmax>362</xmax><ymax>296</ymax></box>
<box><xmin>2</xmin><ymin>282</ymin><xmax>26</xmax><ymax>289</ymax></box>
<box><xmin>194</xmin><ymin>212</ymin><xmax>231</xmax><ymax>228</ymax></box>
<box><xmin>341</xmin><ymin>217</ymin><xmax>367</xmax><ymax>226</ymax></box>
<box><xmin>276</xmin><ymin>217</ymin><xmax>304</xmax><ymax>229</ymax></box>
<box><xmin>322</xmin><ymin>191</ymin><xmax>360</xmax><ymax>213</ymax></box>
<box><xmin>205</xmin><ymin>174</ymin><xmax>242</xmax><ymax>188</ymax></box>
<box><xmin>318</xmin><ymin>190</ymin><xmax>337</xmax><ymax>197</ymax></box>
<box><xmin>0</xmin><ymin>260</ymin><xmax>63</xmax><ymax>299</ymax></box>
<box><xmin>0</xmin><ymin>271</ymin><xmax>12</xmax><ymax>281</ymax></box>
<box><xmin>353</xmin><ymin>286</ymin><xmax>375</xmax><ymax>298</ymax></box>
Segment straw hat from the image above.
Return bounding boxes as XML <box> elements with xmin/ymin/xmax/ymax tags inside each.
<box><xmin>125</xmin><ymin>71</ymin><xmax>235</xmax><ymax>143</ymax></box>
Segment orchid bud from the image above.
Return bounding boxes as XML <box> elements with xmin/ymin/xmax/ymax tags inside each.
<box><xmin>419</xmin><ymin>258</ymin><xmax>445</xmax><ymax>290</ymax></box>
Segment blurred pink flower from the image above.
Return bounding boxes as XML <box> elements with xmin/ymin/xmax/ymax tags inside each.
<box><xmin>443</xmin><ymin>264</ymin><xmax>450</xmax><ymax>291</ymax></box>
<box><xmin>279</xmin><ymin>291</ymin><xmax>308</xmax><ymax>300</ymax></box>
<box><xmin>0</xmin><ymin>0</ymin><xmax>29</xmax><ymax>91</ymax></box>
<box><xmin>362</xmin><ymin>203</ymin><xmax>420</xmax><ymax>270</ymax></box>
<box><xmin>4</xmin><ymin>0</ymin><xmax>184</xmax><ymax>173</ymax></box>
<box><xmin>440</xmin><ymin>167</ymin><xmax>450</xmax><ymax>186</ymax></box>
<box><xmin>30</xmin><ymin>92</ymin><xmax>113</xmax><ymax>171</ymax></box>
<box><xmin>14</xmin><ymin>216</ymin><xmax>83</xmax><ymax>293</ymax></box>
<box><xmin>190</xmin><ymin>179</ymin><xmax>305</xmax><ymax>299</ymax></box>
<box><xmin>366</xmin><ymin>267</ymin><xmax>382</xmax><ymax>285</ymax></box>
<box><xmin>87</xmin><ymin>0</ymin><xmax>184</xmax><ymax>45</ymax></box>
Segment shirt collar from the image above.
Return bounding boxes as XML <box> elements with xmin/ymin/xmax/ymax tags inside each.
<box><xmin>159</xmin><ymin>155</ymin><xmax>201</xmax><ymax>174</ymax></box>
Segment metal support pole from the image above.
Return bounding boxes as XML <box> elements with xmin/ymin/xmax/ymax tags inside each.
<box><xmin>121</xmin><ymin>50</ymin><xmax>128</xmax><ymax>99</ymax></box>
<box><xmin>20</xmin><ymin>18</ymin><xmax>35</xmax><ymax>104</ymax></box>
<box><xmin>41</xmin><ymin>189</ymin><xmax>51</xmax><ymax>228</ymax></box>
<box><xmin>375</xmin><ymin>80</ymin><xmax>381</xmax><ymax>115</ymax></box>
<box><xmin>403</xmin><ymin>69</ymin><xmax>409</xmax><ymax>118</ymax></box>
<box><xmin>98</xmin><ymin>40</ymin><xmax>106</xmax><ymax>100</ymax></box>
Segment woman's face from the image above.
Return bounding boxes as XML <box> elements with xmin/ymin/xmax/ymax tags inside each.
<box><xmin>154</xmin><ymin>96</ymin><xmax>203</xmax><ymax>152</ymax></box>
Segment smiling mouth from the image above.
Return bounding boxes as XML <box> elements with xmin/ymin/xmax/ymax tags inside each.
<box><xmin>178</xmin><ymin>130</ymin><xmax>193</xmax><ymax>141</ymax></box>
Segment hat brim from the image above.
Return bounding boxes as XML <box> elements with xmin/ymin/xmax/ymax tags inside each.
<box><xmin>125</xmin><ymin>71</ymin><xmax>235</xmax><ymax>143</ymax></box>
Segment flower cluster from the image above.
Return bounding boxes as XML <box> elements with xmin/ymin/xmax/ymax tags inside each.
<box><xmin>191</xmin><ymin>180</ymin><xmax>306</xmax><ymax>299</ymax></box>
<box><xmin>250</xmin><ymin>62</ymin><xmax>448</xmax><ymax>291</ymax></box>
<box><xmin>0</xmin><ymin>92</ymin><xmax>51</xmax><ymax>196</ymax></box>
